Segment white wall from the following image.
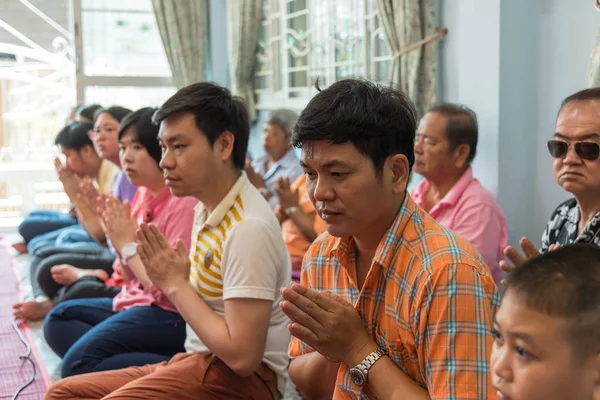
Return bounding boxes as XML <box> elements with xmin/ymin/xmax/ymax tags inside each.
<box><xmin>442</xmin><ymin>0</ymin><xmax>599</xmax><ymax>247</ymax></box>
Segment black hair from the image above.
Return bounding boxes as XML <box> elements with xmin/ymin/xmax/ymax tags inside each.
<box><xmin>427</xmin><ymin>103</ymin><xmax>478</xmax><ymax>163</ymax></box>
<box><xmin>292</xmin><ymin>79</ymin><xmax>417</xmax><ymax>175</ymax></box>
<box><xmin>76</xmin><ymin>104</ymin><xmax>103</xmax><ymax>123</ymax></box>
<box><xmin>94</xmin><ymin>106</ymin><xmax>132</xmax><ymax>124</ymax></box>
<box><xmin>558</xmin><ymin>87</ymin><xmax>600</xmax><ymax>119</ymax></box>
<box><xmin>505</xmin><ymin>243</ymin><xmax>600</xmax><ymax>360</ymax></box>
<box><xmin>54</xmin><ymin>121</ymin><xmax>95</xmax><ymax>151</ymax></box>
<box><xmin>118</xmin><ymin>107</ymin><xmax>161</xmax><ymax>165</ymax></box>
<box><xmin>153</xmin><ymin>82</ymin><xmax>249</xmax><ymax>170</ymax></box>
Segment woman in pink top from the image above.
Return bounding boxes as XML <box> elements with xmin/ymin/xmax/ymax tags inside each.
<box><xmin>43</xmin><ymin>108</ymin><xmax>197</xmax><ymax>378</ymax></box>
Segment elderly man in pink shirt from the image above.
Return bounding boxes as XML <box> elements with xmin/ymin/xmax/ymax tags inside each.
<box><xmin>411</xmin><ymin>103</ymin><xmax>507</xmax><ymax>284</ymax></box>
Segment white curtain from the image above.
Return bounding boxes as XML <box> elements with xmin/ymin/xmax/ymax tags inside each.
<box><xmin>376</xmin><ymin>0</ymin><xmax>441</xmax><ymax>115</ymax></box>
<box><xmin>152</xmin><ymin>0</ymin><xmax>209</xmax><ymax>89</ymax></box>
<box><xmin>227</xmin><ymin>0</ymin><xmax>262</xmax><ymax>122</ymax></box>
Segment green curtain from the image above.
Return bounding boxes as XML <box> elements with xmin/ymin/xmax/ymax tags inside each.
<box><xmin>376</xmin><ymin>0</ymin><xmax>440</xmax><ymax>116</ymax></box>
<box><xmin>227</xmin><ymin>0</ymin><xmax>262</xmax><ymax>122</ymax></box>
<box><xmin>152</xmin><ymin>0</ymin><xmax>209</xmax><ymax>89</ymax></box>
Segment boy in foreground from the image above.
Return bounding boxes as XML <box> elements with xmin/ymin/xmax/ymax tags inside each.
<box><xmin>492</xmin><ymin>243</ymin><xmax>600</xmax><ymax>400</ymax></box>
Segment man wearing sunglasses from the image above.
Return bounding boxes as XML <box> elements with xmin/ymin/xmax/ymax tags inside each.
<box><xmin>501</xmin><ymin>88</ymin><xmax>600</xmax><ymax>273</ymax></box>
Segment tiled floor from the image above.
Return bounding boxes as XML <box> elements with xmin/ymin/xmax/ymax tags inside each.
<box><xmin>4</xmin><ymin>232</ymin><xmax>302</xmax><ymax>399</ymax></box>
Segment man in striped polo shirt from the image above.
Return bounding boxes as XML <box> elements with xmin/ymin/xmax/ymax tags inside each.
<box><xmin>45</xmin><ymin>83</ymin><xmax>291</xmax><ymax>400</ymax></box>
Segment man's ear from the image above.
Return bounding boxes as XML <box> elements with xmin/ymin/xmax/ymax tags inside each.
<box><xmin>81</xmin><ymin>145</ymin><xmax>96</xmax><ymax>158</ymax></box>
<box><xmin>387</xmin><ymin>154</ymin><xmax>409</xmax><ymax>195</ymax></box>
<box><xmin>217</xmin><ymin>130</ymin><xmax>235</xmax><ymax>162</ymax></box>
<box><xmin>453</xmin><ymin>144</ymin><xmax>471</xmax><ymax>169</ymax></box>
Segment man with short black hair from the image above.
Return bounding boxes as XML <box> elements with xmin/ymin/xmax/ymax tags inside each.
<box><xmin>45</xmin><ymin>82</ymin><xmax>291</xmax><ymax>400</ymax></box>
<box><xmin>280</xmin><ymin>79</ymin><xmax>499</xmax><ymax>399</ymax></box>
<box><xmin>411</xmin><ymin>103</ymin><xmax>507</xmax><ymax>284</ymax></box>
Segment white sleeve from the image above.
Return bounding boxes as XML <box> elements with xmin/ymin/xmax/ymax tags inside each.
<box><xmin>221</xmin><ymin>218</ymin><xmax>283</xmax><ymax>301</ymax></box>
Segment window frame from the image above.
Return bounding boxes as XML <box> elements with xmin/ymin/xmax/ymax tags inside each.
<box><xmin>72</xmin><ymin>0</ymin><xmax>173</xmax><ymax>105</ymax></box>
<box><xmin>254</xmin><ymin>0</ymin><xmax>393</xmax><ymax>111</ymax></box>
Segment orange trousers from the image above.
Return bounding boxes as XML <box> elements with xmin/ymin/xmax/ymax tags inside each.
<box><xmin>44</xmin><ymin>352</ymin><xmax>279</xmax><ymax>400</ymax></box>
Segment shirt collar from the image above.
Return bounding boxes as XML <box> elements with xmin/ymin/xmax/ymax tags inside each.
<box><xmin>262</xmin><ymin>148</ymin><xmax>298</xmax><ymax>179</ymax></box>
<box><xmin>329</xmin><ymin>193</ymin><xmax>416</xmax><ymax>274</ymax></box>
<box><xmin>442</xmin><ymin>166</ymin><xmax>474</xmax><ymax>206</ymax></box>
<box><xmin>194</xmin><ymin>172</ymin><xmax>249</xmax><ymax>227</ymax></box>
<box><xmin>130</xmin><ymin>186</ymin><xmax>172</xmax><ymax>223</ymax></box>
<box><xmin>413</xmin><ymin>166</ymin><xmax>474</xmax><ymax>209</ymax></box>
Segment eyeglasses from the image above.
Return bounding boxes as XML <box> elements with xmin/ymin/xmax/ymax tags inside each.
<box><xmin>547</xmin><ymin>140</ymin><xmax>600</xmax><ymax>161</ymax></box>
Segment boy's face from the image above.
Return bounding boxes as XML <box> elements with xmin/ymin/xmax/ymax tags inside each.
<box><xmin>491</xmin><ymin>291</ymin><xmax>600</xmax><ymax>400</ymax></box>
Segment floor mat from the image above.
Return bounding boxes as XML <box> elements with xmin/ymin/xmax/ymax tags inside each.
<box><xmin>0</xmin><ymin>235</ymin><xmax>50</xmax><ymax>399</ymax></box>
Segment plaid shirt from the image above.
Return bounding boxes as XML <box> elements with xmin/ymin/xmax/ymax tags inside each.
<box><xmin>289</xmin><ymin>195</ymin><xmax>500</xmax><ymax>399</ymax></box>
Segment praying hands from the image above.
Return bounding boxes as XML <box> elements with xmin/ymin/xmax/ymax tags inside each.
<box><xmin>280</xmin><ymin>283</ymin><xmax>376</xmax><ymax>367</ymax></box>
<box><xmin>136</xmin><ymin>223</ymin><xmax>190</xmax><ymax>296</ymax></box>
<box><xmin>101</xmin><ymin>196</ymin><xmax>136</xmax><ymax>250</ymax></box>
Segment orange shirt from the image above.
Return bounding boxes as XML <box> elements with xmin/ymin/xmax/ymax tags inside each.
<box><xmin>281</xmin><ymin>174</ymin><xmax>326</xmax><ymax>260</ymax></box>
<box><xmin>289</xmin><ymin>194</ymin><xmax>500</xmax><ymax>399</ymax></box>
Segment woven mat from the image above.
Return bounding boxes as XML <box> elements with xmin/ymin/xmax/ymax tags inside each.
<box><xmin>0</xmin><ymin>235</ymin><xmax>51</xmax><ymax>399</ymax></box>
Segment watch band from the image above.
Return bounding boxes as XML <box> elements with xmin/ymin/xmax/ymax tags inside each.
<box><xmin>349</xmin><ymin>347</ymin><xmax>388</xmax><ymax>386</ymax></box>
<box><xmin>285</xmin><ymin>206</ymin><xmax>299</xmax><ymax>217</ymax></box>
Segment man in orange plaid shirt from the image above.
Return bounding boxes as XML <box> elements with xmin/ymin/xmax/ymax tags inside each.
<box><xmin>280</xmin><ymin>79</ymin><xmax>500</xmax><ymax>400</ymax></box>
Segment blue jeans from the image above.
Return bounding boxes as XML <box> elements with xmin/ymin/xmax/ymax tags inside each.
<box><xmin>28</xmin><ymin>224</ymin><xmax>100</xmax><ymax>255</ymax></box>
<box><xmin>43</xmin><ymin>298</ymin><xmax>187</xmax><ymax>378</ymax></box>
<box><xmin>18</xmin><ymin>210</ymin><xmax>77</xmax><ymax>243</ymax></box>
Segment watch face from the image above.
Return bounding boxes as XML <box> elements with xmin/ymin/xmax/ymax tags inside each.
<box><xmin>350</xmin><ymin>368</ymin><xmax>366</xmax><ymax>386</ymax></box>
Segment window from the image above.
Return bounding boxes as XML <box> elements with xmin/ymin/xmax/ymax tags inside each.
<box><xmin>74</xmin><ymin>0</ymin><xmax>175</xmax><ymax>108</ymax></box>
<box><xmin>0</xmin><ymin>1</ymin><xmax>75</xmax><ymax>224</ymax></box>
<box><xmin>254</xmin><ymin>0</ymin><xmax>393</xmax><ymax>110</ymax></box>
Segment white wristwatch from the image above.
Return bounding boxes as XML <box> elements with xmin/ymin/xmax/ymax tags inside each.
<box><xmin>349</xmin><ymin>347</ymin><xmax>388</xmax><ymax>386</ymax></box>
<box><xmin>120</xmin><ymin>242</ymin><xmax>138</xmax><ymax>266</ymax></box>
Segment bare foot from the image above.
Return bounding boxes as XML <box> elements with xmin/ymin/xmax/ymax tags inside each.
<box><xmin>12</xmin><ymin>300</ymin><xmax>53</xmax><ymax>321</ymax></box>
<box><xmin>51</xmin><ymin>265</ymin><xmax>109</xmax><ymax>285</ymax></box>
<box><xmin>50</xmin><ymin>264</ymin><xmax>80</xmax><ymax>285</ymax></box>
<box><xmin>11</xmin><ymin>241</ymin><xmax>27</xmax><ymax>254</ymax></box>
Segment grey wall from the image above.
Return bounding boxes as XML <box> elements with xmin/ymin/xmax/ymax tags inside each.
<box><xmin>442</xmin><ymin>0</ymin><xmax>599</xmax><ymax>248</ymax></box>
<box><xmin>440</xmin><ymin>0</ymin><xmax>501</xmax><ymax>195</ymax></box>
<box><xmin>208</xmin><ymin>0</ymin><xmax>230</xmax><ymax>88</ymax></box>
<box><xmin>532</xmin><ymin>1</ymin><xmax>598</xmax><ymax>246</ymax></box>
<box><xmin>497</xmin><ymin>0</ymin><xmax>540</xmax><ymax>247</ymax></box>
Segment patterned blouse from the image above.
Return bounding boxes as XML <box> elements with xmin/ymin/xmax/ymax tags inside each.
<box><xmin>540</xmin><ymin>198</ymin><xmax>600</xmax><ymax>253</ymax></box>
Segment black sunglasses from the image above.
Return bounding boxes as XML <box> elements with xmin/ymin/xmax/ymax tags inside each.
<box><xmin>547</xmin><ymin>140</ymin><xmax>600</xmax><ymax>161</ymax></box>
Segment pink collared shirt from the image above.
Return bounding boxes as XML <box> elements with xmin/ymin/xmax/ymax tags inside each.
<box><xmin>112</xmin><ymin>186</ymin><xmax>198</xmax><ymax>312</ymax></box>
<box><xmin>411</xmin><ymin>167</ymin><xmax>507</xmax><ymax>284</ymax></box>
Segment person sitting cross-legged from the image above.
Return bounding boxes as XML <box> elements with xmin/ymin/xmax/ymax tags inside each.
<box><xmin>411</xmin><ymin>103</ymin><xmax>507</xmax><ymax>284</ymax></box>
<box><xmin>42</xmin><ymin>107</ymin><xmax>197</xmax><ymax>378</ymax></box>
<box><xmin>280</xmin><ymin>79</ymin><xmax>499</xmax><ymax>400</ymax></box>
<box><xmin>44</xmin><ymin>82</ymin><xmax>291</xmax><ymax>400</ymax></box>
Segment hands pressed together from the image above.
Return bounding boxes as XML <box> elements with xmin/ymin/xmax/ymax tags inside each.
<box><xmin>101</xmin><ymin>196</ymin><xmax>136</xmax><ymax>250</ymax></box>
<box><xmin>279</xmin><ymin>282</ymin><xmax>375</xmax><ymax>367</ymax></box>
<box><xmin>136</xmin><ymin>223</ymin><xmax>190</xmax><ymax>296</ymax></box>
<box><xmin>54</xmin><ymin>157</ymin><xmax>81</xmax><ymax>199</ymax></box>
